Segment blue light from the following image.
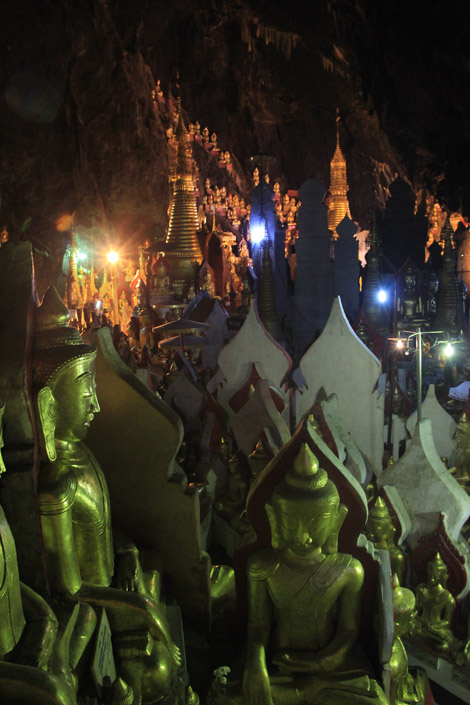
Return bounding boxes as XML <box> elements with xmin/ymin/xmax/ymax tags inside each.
<box><xmin>377</xmin><ymin>289</ymin><xmax>387</xmax><ymax>303</ymax></box>
<box><xmin>250</xmin><ymin>223</ymin><xmax>266</xmax><ymax>245</ymax></box>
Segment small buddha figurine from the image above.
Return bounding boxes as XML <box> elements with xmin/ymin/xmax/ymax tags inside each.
<box><xmin>202</xmin><ymin>126</ymin><xmax>210</xmax><ymax>143</ymax></box>
<box><xmin>33</xmin><ymin>288</ymin><xmax>180</xmax><ymax>703</ymax></box>
<box><xmin>214</xmin><ymin>453</ymin><xmax>247</xmax><ymax>523</ymax></box>
<box><xmin>252</xmin><ymin>167</ymin><xmax>260</xmax><ymax>187</ymax></box>
<box><xmin>273</xmin><ymin>182</ymin><xmax>281</xmax><ymax>200</ymax></box>
<box><xmin>389</xmin><ymin>575</ymin><xmax>427</xmax><ymax>705</ymax></box>
<box><xmin>247</xmin><ymin>439</ymin><xmax>270</xmax><ymax>483</ymax></box>
<box><xmin>365</xmin><ymin>496</ymin><xmax>405</xmax><ymax>583</ymax></box>
<box><xmin>242</xmin><ymin>444</ymin><xmax>387</xmax><ymax>705</ymax></box>
<box><xmin>415</xmin><ymin>552</ymin><xmax>455</xmax><ymax>653</ymax></box>
<box><xmin>0</xmin><ymin>401</ymin><xmax>87</xmax><ymax>705</ymax></box>
<box><xmin>154</xmin><ymin>259</ymin><xmax>170</xmax><ymax>292</ymax></box>
<box><xmin>224</xmin><ymin>151</ymin><xmax>231</xmax><ymax>166</ymax></box>
<box><xmin>211</xmin><ymin>132</ymin><xmax>218</xmax><ymax>149</ymax></box>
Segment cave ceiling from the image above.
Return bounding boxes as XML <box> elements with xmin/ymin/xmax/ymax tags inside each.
<box><xmin>1</xmin><ymin>0</ymin><xmax>469</xmax><ymax>289</ymax></box>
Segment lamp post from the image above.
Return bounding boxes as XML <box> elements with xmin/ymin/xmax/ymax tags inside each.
<box><xmin>107</xmin><ymin>251</ymin><xmax>119</xmax><ymax>326</ymax></box>
<box><xmin>393</xmin><ymin>329</ymin><xmax>457</xmax><ymax>421</ymax></box>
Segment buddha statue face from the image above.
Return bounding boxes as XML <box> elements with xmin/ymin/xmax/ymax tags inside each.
<box><xmin>36</xmin><ymin>358</ymin><xmax>100</xmax><ymax>458</ymax></box>
<box><xmin>50</xmin><ymin>361</ymin><xmax>100</xmax><ymax>443</ymax></box>
<box><xmin>427</xmin><ymin>553</ymin><xmax>448</xmax><ymax>587</ymax></box>
<box><xmin>269</xmin><ymin>493</ymin><xmax>339</xmax><ymax>558</ymax></box>
<box><xmin>266</xmin><ymin>444</ymin><xmax>342</xmax><ymax>558</ymax></box>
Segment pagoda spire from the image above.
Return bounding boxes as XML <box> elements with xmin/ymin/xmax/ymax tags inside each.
<box><xmin>434</xmin><ymin>213</ymin><xmax>459</xmax><ymax>333</ymax></box>
<box><xmin>328</xmin><ymin>109</ymin><xmax>351</xmax><ymax>239</ymax></box>
<box><xmin>165</xmin><ymin>104</ymin><xmax>203</xmax><ymax>294</ymax></box>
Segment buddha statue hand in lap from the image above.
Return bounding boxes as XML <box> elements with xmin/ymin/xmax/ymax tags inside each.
<box><xmin>242</xmin><ymin>443</ymin><xmax>387</xmax><ymax>705</ymax></box>
<box><xmin>32</xmin><ymin>287</ymin><xmax>181</xmax><ymax>704</ymax></box>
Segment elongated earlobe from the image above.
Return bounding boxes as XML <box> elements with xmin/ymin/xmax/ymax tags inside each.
<box><xmin>37</xmin><ymin>386</ymin><xmax>57</xmax><ymax>462</ymax></box>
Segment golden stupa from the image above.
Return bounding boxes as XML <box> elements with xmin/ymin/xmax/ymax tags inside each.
<box><xmin>165</xmin><ymin>107</ymin><xmax>203</xmax><ymax>292</ymax></box>
<box><xmin>328</xmin><ymin>110</ymin><xmax>351</xmax><ymax>239</ymax></box>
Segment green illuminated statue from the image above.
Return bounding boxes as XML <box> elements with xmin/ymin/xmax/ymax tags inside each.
<box><xmin>242</xmin><ymin>443</ymin><xmax>387</xmax><ymax>705</ymax></box>
<box><xmin>389</xmin><ymin>575</ymin><xmax>426</xmax><ymax>705</ymax></box>
<box><xmin>365</xmin><ymin>496</ymin><xmax>405</xmax><ymax>584</ymax></box>
<box><xmin>0</xmin><ymin>401</ymin><xmax>79</xmax><ymax>705</ymax></box>
<box><xmin>32</xmin><ymin>287</ymin><xmax>180</xmax><ymax>704</ymax></box>
<box><xmin>415</xmin><ymin>552</ymin><xmax>455</xmax><ymax>653</ymax></box>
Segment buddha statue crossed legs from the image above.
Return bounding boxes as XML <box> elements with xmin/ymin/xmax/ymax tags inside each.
<box><xmin>33</xmin><ymin>288</ymin><xmax>180</xmax><ymax>704</ymax></box>
<box><xmin>242</xmin><ymin>443</ymin><xmax>387</xmax><ymax>705</ymax></box>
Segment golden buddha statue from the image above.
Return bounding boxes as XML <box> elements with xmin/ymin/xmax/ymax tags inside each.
<box><xmin>247</xmin><ymin>440</ymin><xmax>270</xmax><ymax>482</ymax></box>
<box><xmin>415</xmin><ymin>552</ymin><xmax>455</xmax><ymax>653</ymax></box>
<box><xmin>365</xmin><ymin>496</ymin><xmax>405</xmax><ymax>583</ymax></box>
<box><xmin>389</xmin><ymin>575</ymin><xmax>426</xmax><ymax>705</ymax></box>
<box><xmin>241</xmin><ymin>444</ymin><xmax>387</xmax><ymax>705</ymax></box>
<box><xmin>0</xmin><ymin>400</ymin><xmax>86</xmax><ymax>705</ymax></box>
<box><xmin>32</xmin><ymin>287</ymin><xmax>180</xmax><ymax>703</ymax></box>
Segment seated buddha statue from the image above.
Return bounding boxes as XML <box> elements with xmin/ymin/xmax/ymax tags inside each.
<box><xmin>242</xmin><ymin>443</ymin><xmax>387</xmax><ymax>705</ymax></box>
<box><xmin>414</xmin><ymin>552</ymin><xmax>455</xmax><ymax>653</ymax></box>
<box><xmin>32</xmin><ymin>287</ymin><xmax>180</xmax><ymax>704</ymax></box>
<box><xmin>0</xmin><ymin>400</ymin><xmax>87</xmax><ymax>705</ymax></box>
<box><xmin>389</xmin><ymin>575</ymin><xmax>427</xmax><ymax>705</ymax></box>
<box><xmin>365</xmin><ymin>496</ymin><xmax>405</xmax><ymax>583</ymax></box>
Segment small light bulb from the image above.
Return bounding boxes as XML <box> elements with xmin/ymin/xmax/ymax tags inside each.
<box><xmin>396</xmin><ymin>339</ymin><xmax>404</xmax><ymax>349</ymax></box>
<box><xmin>107</xmin><ymin>251</ymin><xmax>119</xmax><ymax>264</ymax></box>
<box><xmin>445</xmin><ymin>343</ymin><xmax>453</xmax><ymax>357</ymax></box>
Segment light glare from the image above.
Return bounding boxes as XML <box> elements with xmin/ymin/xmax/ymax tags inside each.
<box><xmin>396</xmin><ymin>339</ymin><xmax>404</xmax><ymax>349</ymax></box>
<box><xmin>250</xmin><ymin>223</ymin><xmax>265</xmax><ymax>245</ymax></box>
<box><xmin>445</xmin><ymin>343</ymin><xmax>453</xmax><ymax>357</ymax></box>
<box><xmin>377</xmin><ymin>289</ymin><xmax>387</xmax><ymax>303</ymax></box>
<box><xmin>107</xmin><ymin>251</ymin><xmax>119</xmax><ymax>264</ymax></box>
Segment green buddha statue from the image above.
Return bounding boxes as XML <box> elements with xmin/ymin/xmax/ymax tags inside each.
<box><xmin>389</xmin><ymin>575</ymin><xmax>426</xmax><ymax>705</ymax></box>
<box><xmin>365</xmin><ymin>497</ymin><xmax>405</xmax><ymax>584</ymax></box>
<box><xmin>32</xmin><ymin>288</ymin><xmax>180</xmax><ymax>704</ymax></box>
<box><xmin>415</xmin><ymin>552</ymin><xmax>455</xmax><ymax>653</ymax></box>
<box><xmin>0</xmin><ymin>400</ymin><xmax>79</xmax><ymax>705</ymax></box>
<box><xmin>242</xmin><ymin>443</ymin><xmax>387</xmax><ymax>705</ymax></box>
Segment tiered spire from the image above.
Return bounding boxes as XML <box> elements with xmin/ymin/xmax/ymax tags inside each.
<box><xmin>328</xmin><ymin>110</ymin><xmax>351</xmax><ymax>239</ymax></box>
<box><xmin>166</xmin><ymin>106</ymin><xmax>203</xmax><ymax>290</ymax></box>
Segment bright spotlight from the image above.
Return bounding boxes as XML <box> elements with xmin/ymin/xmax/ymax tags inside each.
<box><xmin>107</xmin><ymin>251</ymin><xmax>119</xmax><ymax>264</ymax></box>
<box><xmin>250</xmin><ymin>223</ymin><xmax>265</xmax><ymax>245</ymax></box>
<box><xmin>77</xmin><ymin>251</ymin><xmax>87</xmax><ymax>261</ymax></box>
<box><xmin>377</xmin><ymin>289</ymin><xmax>387</xmax><ymax>303</ymax></box>
<box><xmin>396</xmin><ymin>339</ymin><xmax>404</xmax><ymax>349</ymax></box>
<box><xmin>445</xmin><ymin>343</ymin><xmax>454</xmax><ymax>357</ymax></box>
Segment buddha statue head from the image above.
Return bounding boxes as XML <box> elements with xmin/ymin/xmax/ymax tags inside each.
<box><xmin>365</xmin><ymin>496</ymin><xmax>396</xmax><ymax>548</ymax></box>
<box><xmin>266</xmin><ymin>443</ymin><xmax>346</xmax><ymax>558</ymax></box>
<box><xmin>392</xmin><ymin>574</ymin><xmax>416</xmax><ymax>639</ymax></box>
<box><xmin>426</xmin><ymin>552</ymin><xmax>448</xmax><ymax>587</ymax></box>
<box><xmin>33</xmin><ymin>287</ymin><xmax>99</xmax><ymax>461</ymax></box>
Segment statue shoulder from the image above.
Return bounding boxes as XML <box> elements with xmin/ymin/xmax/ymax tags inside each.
<box><xmin>246</xmin><ymin>547</ymin><xmax>280</xmax><ymax>581</ymax></box>
<box><xmin>38</xmin><ymin>463</ymin><xmax>78</xmax><ymax>515</ymax></box>
<box><xmin>338</xmin><ymin>552</ymin><xmax>364</xmax><ymax>587</ymax></box>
